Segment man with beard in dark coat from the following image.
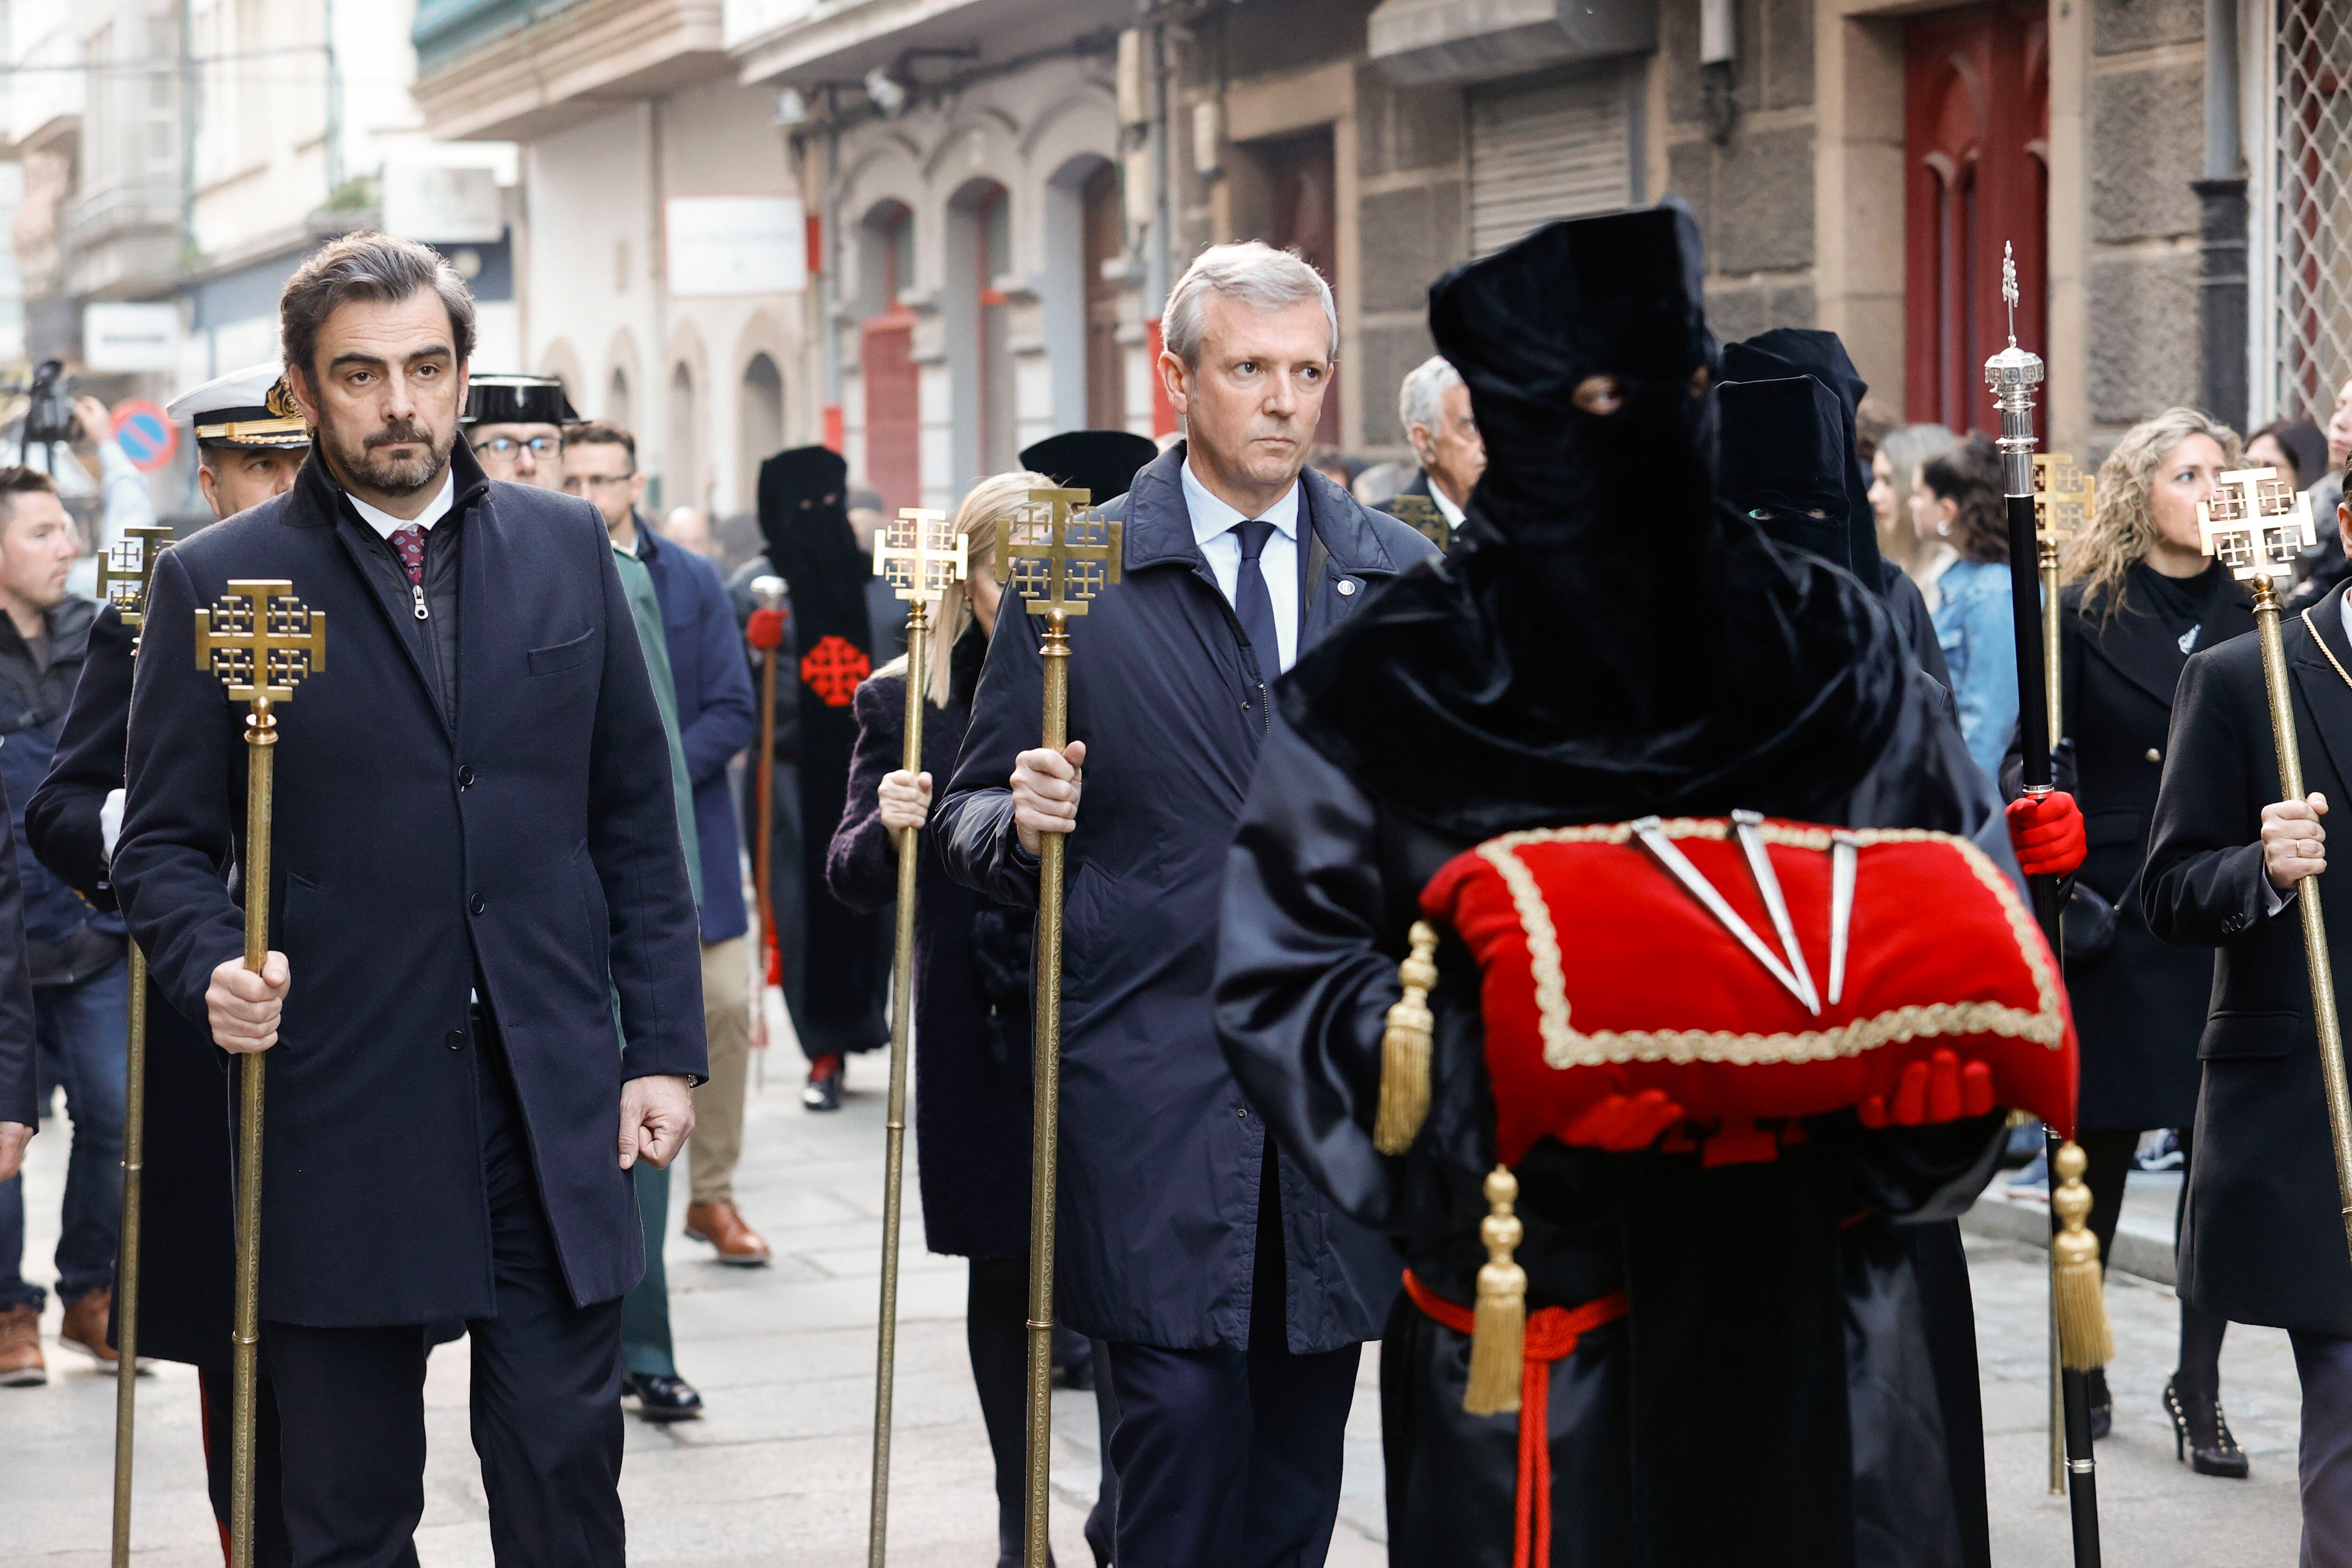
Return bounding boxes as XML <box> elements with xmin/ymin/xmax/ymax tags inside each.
<box><xmin>731</xmin><ymin>446</ymin><xmax>887</xmax><ymax>1110</ymax></box>
<box><xmin>1214</xmin><ymin>206</ymin><xmax>2022</xmax><ymax>1568</ymax></box>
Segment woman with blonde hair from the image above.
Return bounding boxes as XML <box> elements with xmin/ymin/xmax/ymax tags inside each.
<box><xmin>2041</xmin><ymin>406</ymin><xmax>2251</xmax><ymax>1473</ymax></box>
<box><xmin>827</xmin><ymin>469</ymin><xmax>1052</xmax><ymax>1565</ymax></box>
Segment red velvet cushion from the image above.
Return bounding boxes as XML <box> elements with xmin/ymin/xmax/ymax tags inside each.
<box><xmin>1421</xmin><ymin>817</ymin><xmax>2076</xmax><ymax>1164</ymax></box>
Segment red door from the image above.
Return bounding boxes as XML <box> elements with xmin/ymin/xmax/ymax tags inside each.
<box><xmin>862</xmin><ymin>308</ymin><xmax>919</xmax><ymax>515</ymax></box>
<box><xmin>1905</xmin><ymin>4</ymin><xmax>2048</xmax><ymax>435</ymax></box>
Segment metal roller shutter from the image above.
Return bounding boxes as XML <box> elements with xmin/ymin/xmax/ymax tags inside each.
<box><xmin>1468</xmin><ymin>67</ymin><xmax>1635</xmax><ymax>258</ymax></box>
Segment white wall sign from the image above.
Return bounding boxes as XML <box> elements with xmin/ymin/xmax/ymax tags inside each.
<box><xmin>665</xmin><ymin>196</ymin><xmax>807</xmax><ymax>298</ymax></box>
<box><xmin>83</xmin><ymin>302</ymin><xmax>181</xmax><ymax>373</ymax></box>
<box><xmin>383</xmin><ymin>164</ymin><xmax>505</xmax><ymax>244</ymax></box>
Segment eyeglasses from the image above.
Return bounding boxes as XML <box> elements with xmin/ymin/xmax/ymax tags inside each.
<box><xmin>473</xmin><ymin>435</ymin><xmax>559</xmax><ymax>457</ymax></box>
<box><xmin>562</xmin><ymin>473</ymin><xmax>636</xmax><ymax>492</ymax></box>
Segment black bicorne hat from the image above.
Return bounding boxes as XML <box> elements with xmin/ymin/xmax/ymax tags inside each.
<box><xmin>1019</xmin><ymin>430</ymin><xmax>1159</xmax><ymax>509</ymax></box>
<box><xmin>463</xmin><ymin>374</ymin><xmax>580</xmax><ymax>428</ymax></box>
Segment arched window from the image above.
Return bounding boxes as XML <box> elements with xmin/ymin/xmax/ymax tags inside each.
<box><xmin>667</xmin><ymin>362</ymin><xmax>700</xmax><ymax>515</ymax></box>
<box><xmin>861</xmin><ymin>201</ymin><xmax>920</xmax><ymax>513</ymax></box>
<box><xmin>608</xmin><ymin>366</ymin><xmax>632</xmax><ymax>431</ymax></box>
<box><xmin>739</xmin><ymin>352</ymin><xmax>784</xmax><ymax>514</ymax></box>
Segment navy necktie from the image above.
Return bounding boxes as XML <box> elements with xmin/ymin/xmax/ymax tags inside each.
<box><xmin>1230</xmin><ymin>519</ymin><xmax>1279</xmax><ymax>673</ymax></box>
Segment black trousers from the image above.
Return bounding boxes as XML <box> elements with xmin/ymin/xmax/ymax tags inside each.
<box><xmin>1100</xmin><ymin>1140</ymin><xmax>1360</xmax><ymax>1568</ymax></box>
<box><xmin>262</xmin><ymin>1028</ymin><xmax>626</xmax><ymax>1568</ymax></box>
<box><xmin>199</xmin><ymin>1366</ymin><xmax>293</xmax><ymax>1568</ymax></box>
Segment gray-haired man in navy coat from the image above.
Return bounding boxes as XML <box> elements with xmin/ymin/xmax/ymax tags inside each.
<box><xmin>111</xmin><ymin>231</ymin><xmax>704</xmax><ymax>1568</ymax></box>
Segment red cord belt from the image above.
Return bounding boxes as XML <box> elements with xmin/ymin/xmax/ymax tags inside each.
<box><xmin>1402</xmin><ymin>1269</ymin><xmax>1629</xmax><ymax>1568</ymax></box>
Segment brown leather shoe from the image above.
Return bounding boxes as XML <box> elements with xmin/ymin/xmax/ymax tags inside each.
<box><xmin>683</xmin><ymin>1199</ymin><xmax>772</xmax><ymax>1267</ymax></box>
<box><xmin>60</xmin><ymin>1287</ymin><xmax>119</xmax><ymax>1369</ymax></box>
<box><xmin>0</xmin><ymin>1303</ymin><xmax>46</xmax><ymax>1386</ymax></box>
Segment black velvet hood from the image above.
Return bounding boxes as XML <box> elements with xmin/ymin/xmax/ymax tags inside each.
<box><xmin>1279</xmin><ymin>206</ymin><xmax>1908</xmax><ymax>838</ymax></box>
<box><xmin>1717</xmin><ymin>374</ymin><xmax>1853</xmax><ymax>569</ymax></box>
<box><xmin>1722</xmin><ymin>328</ymin><xmax>1884</xmax><ymax>590</ymax></box>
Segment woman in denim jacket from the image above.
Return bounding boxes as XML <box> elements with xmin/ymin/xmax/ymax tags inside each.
<box><xmin>1920</xmin><ymin>435</ymin><xmax>2017</xmax><ymax>781</ymax></box>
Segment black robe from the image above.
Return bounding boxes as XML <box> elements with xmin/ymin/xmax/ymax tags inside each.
<box><xmin>1217</xmin><ymin>671</ymin><xmax>2010</xmax><ymax>1568</ymax></box>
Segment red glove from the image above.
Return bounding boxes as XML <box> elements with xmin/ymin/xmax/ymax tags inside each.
<box><xmin>746</xmin><ymin>606</ymin><xmax>788</xmax><ymax>651</ymax></box>
<box><xmin>1562</xmin><ymin>1088</ymin><xmax>1686</xmax><ymax>1152</ymax></box>
<box><xmin>1856</xmin><ymin>1050</ymin><xmax>1996</xmax><ymax>1128</ymax></box>
<box><xmin>2005</xmin><ymin>790</ymin><xmax>2087</xmax><ymax>878</ymax></box>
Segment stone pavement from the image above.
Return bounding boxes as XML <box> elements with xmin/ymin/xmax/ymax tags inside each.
<box><xmin>0</xmin><ymin>1037</ymin><xmax>2304</xmax><ymax>1564</ymax></box>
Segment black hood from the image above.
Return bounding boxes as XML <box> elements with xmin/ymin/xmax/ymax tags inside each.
<box><xmin>1020</xmin><ymin>430</ymin><xmax>1160</xmax><ymax>509</ymax></box>
<box><xmin>757</xmin><ymin>445</ymin><xmax>853</xmax><ymax>573</ymax></box>
<box><xmin>1716</xmin><ymin>374</ymin><xmax>1853</xmax><ymax>570</ymax></box>
<box><xmin>1279</xmin><ymin>205</ymin><xmax>1908</xmax><ymax>838</ymax></box>
<box><xmin>1722</xmin><ymin>329</ymin><xmax>1883</xmax><ymax>590</ymax></box>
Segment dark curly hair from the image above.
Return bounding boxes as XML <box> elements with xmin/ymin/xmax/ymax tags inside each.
<box><xmin>1922</xmin><ymin>434</ymin><xmax>2009</xmax><ymax>565</ymax></box>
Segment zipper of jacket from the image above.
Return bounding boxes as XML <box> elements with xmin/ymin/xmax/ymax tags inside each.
<box><xmin>412</xmin><ymin>583</ymin><xmax>429</xmax><ymax>621</ymax></box>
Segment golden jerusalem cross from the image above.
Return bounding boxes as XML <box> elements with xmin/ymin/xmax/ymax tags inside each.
<box><xmin>97</xmin><ymin>526</ymin><xmax>177</xmax><ymax>629</ymax></box>
<box><xmin>872</xmin><ymin>507</ymin><xmax>967</xmax><ymax>606</ymax></box>
<box><xmin>2198</xmin><ymin>469</ymin><xmax>2313</xmax><ymax>588</ymax></box>
<box><xmin>198</xmin><ymin>580</ymin><xmax>327</xmax><ymax>707</ymax></box>
<box><xmin>2033</xmin><ymin>455</ymin><xmax>2095</xmax><ymax>552</ymax></box>
<box><xmin>998</xmin><ymin>488</ymin><xmax>1123</xmax><ymax>617</ymax></box>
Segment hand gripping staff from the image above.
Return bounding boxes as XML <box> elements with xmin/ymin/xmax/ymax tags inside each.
<box><xmin>2032</xmin><ymin>450</ymin><xmax>2095</xmax><ymax>1496</ymax></box>
<box><xmin>98</xmin><ymin>525</ymin><xmax>175</xmax><ymax>1568</ymax></box>
<box><xmin>999</xmin><ymin>488</ymin><xmax>1121</xmax><ymax>1568</ymax></box>
<box><xmin>196</xmin><ymin>581</ymin><xmax>326</xmax><ymax>1568</ymax></box>
<box><xmin>2194</xmin><ymin>470</ymin><xmax>2352</xmax><ymax>1269</ymax></box>
<box><xmin>865</xmin><ymin>509</ymin><xmax>967</xmax><ymax>1566</ymax></box>
<box><xmin>1986</xmin><ymin>244</ymin><xmax>2107</xmax><ymax>1568</ymax></box>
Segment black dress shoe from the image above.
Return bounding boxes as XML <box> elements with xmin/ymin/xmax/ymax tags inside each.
<box><xmin>802</xmin><ymin>1055</ymin><xmax>843</xmax><ymax>1112</ymax></box>
<box><xmin>2166</xmin><ymin>1375</ymin><xmax>2251</xmax><ymax>1478</ymax></box>
<box><xmin>622</xmin><ymin>1371</ymin><xmax>704</xmax><ymax>1423</ymax></box>
<box><xmin>2086</xmin><ymin>1365</ymin><xmax>2113</xmax><ymax>1442</ymax></box>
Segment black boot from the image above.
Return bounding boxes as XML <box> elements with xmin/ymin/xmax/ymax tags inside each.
<box><xmin>2085</xmin><ymin>1365</ymin><xmax>2113</xmax><ymax>1441</ymax></box>
<box><xmin>2165</xmin><ymin>1374</ymin><xmax>2251</xmax><ymax>1478</ymax></box>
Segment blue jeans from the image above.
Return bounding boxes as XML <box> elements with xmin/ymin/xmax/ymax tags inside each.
<box><xmin>0</xmin><ymin>959</ymin><xmax>130</xmax><ymax>1311</ymax></box>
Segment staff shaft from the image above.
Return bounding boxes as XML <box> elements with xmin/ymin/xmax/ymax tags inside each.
<box><xmin>2254</xmin><ymin>592</ymin><xmax>2352</xmax><ymax>1260</ymax></box>
<box><xmin>867</xmin><ymin>606</ymin><xmax>930</xmax><ymax>1567</ymax></box>
<box><xmin>1024</xmin><ymin>612</ymin><xmax>1071</xmax><ymax>1568</ymax></box>
<box><xmin>2039</xmin><ymin>539</ymin><xmax>2066</xmax><ymax>1495</ymax></box>
<box><xmin>110</xmin><ymin>943</ymin><xmax>148</xmax><ymax>1566</ymax></box>
<box><xmin>229</xmin><ymin>711</ymin><xmax>276</xmax><ymax>1568</ymax></box>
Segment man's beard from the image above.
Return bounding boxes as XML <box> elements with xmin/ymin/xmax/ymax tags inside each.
<box><xmin>326</xmin><ymin>414</ymin><xmax>452</xmax><ymax>497</ymax></box>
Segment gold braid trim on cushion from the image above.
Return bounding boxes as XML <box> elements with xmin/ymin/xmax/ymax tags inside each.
<box><xmin>1472</xmin><ymin>820</ymin><xmax>2066</xmax><ymax>1070</ymax></box>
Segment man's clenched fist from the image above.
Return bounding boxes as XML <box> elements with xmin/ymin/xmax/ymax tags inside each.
<box><xmin>1010</xmin><ymin>740</ymin><xmax>1086</xmax><ymax>858</ymax></box>
<box><xmin>620</xmin><ymin>1075</ymin><xmax>695</xmax><ymax>1170</ymax></box>
<box><xmin>208</xmin><ymin>952</ymin><xmax>290</xmax><ymax>1054</ymax></box>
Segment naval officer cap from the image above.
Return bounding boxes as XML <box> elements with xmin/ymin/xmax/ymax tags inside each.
<box><xmin>465</xmin><ymin>374</ymin><xmax>580</xmax><ymax>429</ymax></box>
<box><xmin>166</xmin><ymin>363</ymin><xmax>310</xmax><ymax>449</ymax></box>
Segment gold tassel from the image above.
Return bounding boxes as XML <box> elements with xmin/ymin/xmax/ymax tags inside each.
<box><xmin>1463</xmin><ymin>1165</ymin><xmax>1528</xmax><ymax>1416</ymax></box>
<box><xmin>2050</xmin><ymin>1140</ymin><xmax>2116</xmax><ymax>1371</ymax></box>
<box><xmin>1374</xmin><ymin>920</ymin><xmax>1439</xmax><ymax>1155</ymax></box>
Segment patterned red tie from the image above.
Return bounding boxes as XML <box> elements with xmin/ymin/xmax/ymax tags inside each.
<box><xmin>390</xmin><ymin>523</ymin><xmax>425</xmax><ymax>586</ymax></box>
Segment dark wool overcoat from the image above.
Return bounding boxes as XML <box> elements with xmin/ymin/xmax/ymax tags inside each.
<box><xmin>938</xmin><ymin>443</ymin><xmax>1436</xmax><ymax>1351</ymax></box>
<box><xmin>111</xmin><ymin>447</ymin><xmax>706</xmax><ymax>1328</ymax></box>
<box><xmin>2146</xmin><ymin>579</ymin><xmax>2352</xmax><ymax>1335</ymax></box>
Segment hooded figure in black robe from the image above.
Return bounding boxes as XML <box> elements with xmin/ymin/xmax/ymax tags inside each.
<box><xmin>1213</xmin><ymin>206</ymin><xmax>2011</xmax><ymax>1568</ymax></box>
<box><xmin>1020</xmin><ymin>429</ymin><xmax>1161</xmax><ymax>511</ymax></box>
<box><xmin>1723</xmin><ymin>330</ymin><xmax>1951</xmax><ymax>688</ymax></box>
<box><xmin>736</xmin><ymin>446</ymin><xmax>888</xmax><ymax>1073</ymax></box>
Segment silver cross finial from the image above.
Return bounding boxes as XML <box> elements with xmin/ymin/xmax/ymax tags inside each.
<box><xmin>2002</xmin><ymin>242</ymin><xmax>2018</xmax><ymax>348</ymax></box>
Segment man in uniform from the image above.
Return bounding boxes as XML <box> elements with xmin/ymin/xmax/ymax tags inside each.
<box><xmin>112</xmin><ymin>231</ymin><xmax>703</xmax><ymax>1562</ymax></box>
<box><xmin>22</xmin><ymin>363</ymin><xmax>306</xmax><ymax>1546</ymax></box>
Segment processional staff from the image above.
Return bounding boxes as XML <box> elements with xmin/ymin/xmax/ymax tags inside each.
<box><xmin>2031</xmin><ymin>450</ymin><xmax>2094</xmax><ymax>1497</ymax></box>
<box><xmin>100</xmin><ymin>524</ymin><xmax>175</xmax><ymax>1568</ymax></box>
<box><xmin>998</xmin><ymin>487</ymin><xmax>1122</xmax><ymax>1568</ymax></box>
<box><xmin>2194</xmin><ymin>467</ymin><xmax>2352</xmax><ymax>1262</ymax></box>
<box><xmin>865</xmin><ymin>508</ymin><xmax>966</xmax><ymax>1567</ymax></box>
<box><xmin>1986</xmin><ymin>241</ymin><xmax>2107</xmax><ymax>1567</ymax></box>
<box><xmin>196</xmin><ymin>580</ymin><xmax>326</xmax><ymax>1568</ymax></box>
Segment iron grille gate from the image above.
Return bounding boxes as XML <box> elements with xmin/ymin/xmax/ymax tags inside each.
<box><xmin>2262</xmin><ymin>0</ymin><xmax>2352</xmax><ymax>426</ymax></box>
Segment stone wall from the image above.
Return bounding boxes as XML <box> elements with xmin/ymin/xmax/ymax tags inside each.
<box><xmin>2084</xmin><ymin>0</ymin><xmax>2207</xmax><ymax>446</ymax></box>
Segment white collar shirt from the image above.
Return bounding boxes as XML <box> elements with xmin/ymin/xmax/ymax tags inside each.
<box><xmin>1429</xmin><ymin>478</ymin><xmax>1466</xmax><ymax>531</ymax></box>
<box><xmin>344</xmin><ymin>470</ymin><xmax>455</xmax><ymax>541</ymax></box>
<box><xmin>1182</xmin><ymin>457</ymin><xmax>1302</xmax><ymax>674</ymax></box>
